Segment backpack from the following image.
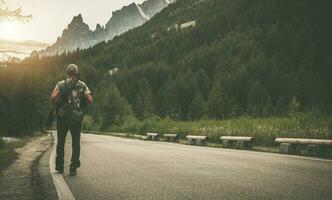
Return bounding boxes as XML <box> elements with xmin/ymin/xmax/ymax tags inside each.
<box><xmin>59</xmin><ymin>79</ymin><xmax>84</xmax><ymax>123</ymax></box>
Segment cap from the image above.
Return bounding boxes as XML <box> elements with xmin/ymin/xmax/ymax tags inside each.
<box><xmin>66</xmin><ymin>64</ymin><xmax>79</xmax><ymax>75</ymax></box>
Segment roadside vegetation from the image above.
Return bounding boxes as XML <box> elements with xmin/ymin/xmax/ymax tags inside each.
<box><xmin>83</xmin><ymin>113</ymin><xmax>332</xmax><ymax>146</ymax></box>
<box><xmin>0</xmin><ymin>137</ymin><xmax>32</xmax><ymax>174</ymax></box>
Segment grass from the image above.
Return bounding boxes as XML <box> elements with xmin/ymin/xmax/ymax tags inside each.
<box><xmin>83</xmin><ymin>113</ymin><xmax>332</xmax><ymax>146</ymax></box>
<box><xmin>0</xmin><ymin>137</ymin><xmax>32</xmax><ymax>175</ymax></box>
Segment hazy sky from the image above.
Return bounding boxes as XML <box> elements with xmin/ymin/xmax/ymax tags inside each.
<box><xmin>0</xmin><ymin>0</ymin><xmax>145</xmax><ymax>43</ymax></box>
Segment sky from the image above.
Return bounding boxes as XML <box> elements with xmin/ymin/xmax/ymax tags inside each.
<box><xmin>0</xmin><ymin>0</ymin><xmax>146</xmax><ymax>44</ymax></box>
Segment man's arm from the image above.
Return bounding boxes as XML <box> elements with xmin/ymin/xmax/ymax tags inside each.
<box><xmin>85</xmin><ymin>93</ymin><xmax>93</xmax><ymax>104</ymax></box>
<box><xmin>84</xmin><ymin>83</ymin><xmax>93</xmax><ymax>104</ymax></box>
<box><xmin>50</xmin><ymin>86</ymin><xmax>60</xmax><ymax>110</ymax></box>
<box><xmin>46</xmin><ymin>85</ymin><xmax>60</xmax><ymax>127</ymax></box>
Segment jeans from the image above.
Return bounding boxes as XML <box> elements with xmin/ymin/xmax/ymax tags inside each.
<box><xmin>56</xmin><ymin>116</ymin><xmax>82</xmax><ymax>170</ymax></box>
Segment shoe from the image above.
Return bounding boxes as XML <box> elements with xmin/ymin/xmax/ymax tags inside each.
<box><xmin>55</xmin><ymin>167</ymin><xmax>64</xmax><ymax>173</ymax></box>
<box><xmin>69</xmin><ymin>167</ymin><xmax>77</xmax><ymax>176</ymax></box>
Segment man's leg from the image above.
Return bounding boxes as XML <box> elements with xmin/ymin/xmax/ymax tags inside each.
<box><xmin>56</xmin><ymin>117</ymin><xmax>69</xmax><ymax>172</ymax></box>
<box><xmin>69</xmin><ymin>121</ymin><xmax>82</xmax><ymax>173</ymax></box>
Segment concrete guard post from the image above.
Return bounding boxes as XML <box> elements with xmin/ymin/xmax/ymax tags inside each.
<box><xmin>275</xmin><ymin>138</ymin><xmax>332</xmax><ymax>157</ymax></box>
<box><xmin>163</xmin><ymin>134</ymin><xmax>179</xmax><ymax>142</ymax></box>
<box><xmin>147</xmin><ymin>133</ymin><xmax>159</xmax><ymax>141</ymax></box>
<box><xmin>279</xmin><ymin>143</ymin><xmax>296</xmax><ymax>154</ymax></box>
<box><xmin>220</xmin><ymin>136</ymin><xmax>255</xmax><ymax>150</ymax></box>
<box><xmin>186</xmin><ymin>135</ymin><xmax>208</xmax><ymax>146</ymax></box>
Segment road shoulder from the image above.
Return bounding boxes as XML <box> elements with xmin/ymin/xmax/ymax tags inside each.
<box><xmin>0</xmin><ymin>133</ymin><xmax>57</xmax><ymax>200</ymax></box>
<box><xmin>36</xmin><ymin>134</ymin><xmax>59</xmax><ymax>200</ymax></box>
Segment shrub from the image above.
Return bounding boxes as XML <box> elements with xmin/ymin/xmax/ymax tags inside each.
<box><xmin>82</xmin><ymin>115</ymin><xmax>100</xmax><ymax>131</ymax></box>
<box><xmin>0</xmin><ymin>138</ymin><xmax>6</xmax><ymax>150</ymax></box>
<box><xmin>288</xmin><ymin>97</ymin><xmax>301</xmax><ymax>118</ymax></box>
<box><xmin>99</xmin><ymin>84</ymin><xmax>133</xmax><ymax>127</ymax></box>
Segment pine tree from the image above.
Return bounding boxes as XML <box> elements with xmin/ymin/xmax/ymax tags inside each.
<box><xmin>207</xmin><ymin>82</ymin><xmax>230</xmax><ymax>119</ymax></box>
<box><xmin>175</xmin><ymin>72</ymin><xmax>189</xmax><ymax>119</ymax></box>
<box><xmin>288</xmin><ymin>96</ymin><xmax>300</xmax><ymax>118</ymax></box>
<box><xmin>159</xmin><ymin>80</ymin><xmax>182</xmax><ymax>119</ymax></box>
<box><xmin>188</xmin><ymin>92</ymin><xmax>205</xmax><ymax>120</ymax></box>
<box><xmin>194</xmin><ymin>69</ymin><xmax>210</xmax><ymax>99</ymax></box>
<box><xmin>134</xmin><ymin>78</ymin><xmax>153</xmax><ymax>119</ymax></box>
<box><xmin>175</xmin><ymin>69</ymin><xmax>197</xmax><ymax>119</ymax></box>
<box><xmin>247</xmin><ymin>81</ymin><xmax>272</xmax><ymax>117</ymax></box>
<box><xmin>100</xmin><ymin>84</ymin><xmax>133</xmax><ymax>127</ymax></box>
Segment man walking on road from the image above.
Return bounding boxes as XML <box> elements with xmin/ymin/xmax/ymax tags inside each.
<box><xmin>50</xmin><ymin>64</ymin><xmax>93</xmax><ymax>175</ymax></box>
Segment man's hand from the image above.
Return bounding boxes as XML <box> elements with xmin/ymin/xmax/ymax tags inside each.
<box><xmin>85</xmin><ymin>93</ymin><xmax>93</xmax><ymax>104</ymax></box>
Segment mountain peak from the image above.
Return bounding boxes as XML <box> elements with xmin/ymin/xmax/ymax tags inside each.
<box><xmin>72</xmin><ymin>14</ymin><xmax>84</xmax><ymax>23</ymax></box>
<box><xmin>67</xmin><ymin>13</ymin><xmax>90</xmax><ymax>31</ymax></box>
<box><xmin>139</xmin><ymin>0</ymin><xmax>170</xmax><ymax>18</ymax></box>
<box><xmin>95</xmin><ymin>23</ymin><xmax>103</xmax><ymax>32</ymax></box>
<box><xmin>105</xmin><ymin>1</ymin><xmax>152</xmax><ymax>38</ymax></box>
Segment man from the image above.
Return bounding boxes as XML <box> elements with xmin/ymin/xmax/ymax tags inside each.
<box><xmin>50</xmin><ymin>64</ymin><xmax>93</xmax><ymax>176</ymax></box>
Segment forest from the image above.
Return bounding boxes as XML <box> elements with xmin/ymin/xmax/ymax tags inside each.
<box><xmin>0</xmin><ymin>0</ymin><xmax>331</xmax><ymax>138</ymax></box>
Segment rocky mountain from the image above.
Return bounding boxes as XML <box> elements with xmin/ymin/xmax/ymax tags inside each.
<box><xmin>40</xmin><ymin>14</ymin><xmax>94</xmax><ymax>55</ymax></box>
<box><xmin>92</xmin><ymin>23</ymin><xmax>107</xmax><ymax>45</ymax></box>
<box><xmin>105</xmin><ymin>2</ymin><xmax>150</xmax><ymax>40</ymax></box>
<box><xmin>40</xmin><ymin>0</ymin><xmax>173</xmax><ymax>56</ymax></box>
<box><xmin>140</xmin><ymin>0</ymin><xmax>170</xmax><ymax>18</ymax></box>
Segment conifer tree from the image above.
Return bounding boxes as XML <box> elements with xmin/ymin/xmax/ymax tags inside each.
<box><xmin>159</xmin><ymin>80</ymin><xmax>182</xmax><ymax>119</ymax></box>
<box><xmin>188</xmin><ymin>92</ymin><xmax>205</xmax><ymax>120</ymax></box>
<box><xmin>207</xmin><ymin>82</ymin><xmax>230</xmax><ymax>119</ymax></box>
<box><xmin>288</xmin><ymin>96</ymin><xmax>300</xmax><ymax>118</ymax></box>
<box><xmin>247</xmin><ymin>81</ymin><xmax>272</xmax><ymax>117</ymax></box>
<box><xmin>134</xmin><ymin>78</ymin><xmax>153</xmax><ymax>119</ymax></box>
<box><xmin>194</xmin><ymin>69</ymin><xmax>210</xmax><ymax>99</ymax></box>
<box><xmin>100</xmin><ymin>84</ymin><xmax>132</xmax><ymax>127</ymax></box>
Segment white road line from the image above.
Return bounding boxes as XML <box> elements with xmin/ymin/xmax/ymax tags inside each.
<box><xmin>49</xmin><ymin>132</ymin><xmax>76</xmax><ymax>200</ymax></box>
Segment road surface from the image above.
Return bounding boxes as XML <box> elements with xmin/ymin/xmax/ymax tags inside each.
<box><xmin>56</xmin><ymin>133</ymin><xmax>332</xmax><ymax>200</ymax></box>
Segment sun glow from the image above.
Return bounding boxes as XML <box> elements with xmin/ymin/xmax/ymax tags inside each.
<box><xmin>0</xmin><ymin>20</ymin><xmax>20</xmax><ymax>40</ymax></box>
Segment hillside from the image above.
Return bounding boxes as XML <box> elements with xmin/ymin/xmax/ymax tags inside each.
<box><xmin>46</xmin><ymin>0</ymin><xmax>331</xmax><ymax>120</ymax></box>
<box><xmin>2</xmin><ymin>0</ymin><xmax>332</xmax><ymax>135</ymax></box>
<box><xmin>38</xmin><ymin>0</ymin><xmax>332</xmax><ymax>119</ymax></box>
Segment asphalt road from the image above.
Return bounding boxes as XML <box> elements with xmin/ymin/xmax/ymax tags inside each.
<box><xmin>60</xmin><ymin>133</ymin><xmax>332</xmax><ymax>200</ymax></box>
